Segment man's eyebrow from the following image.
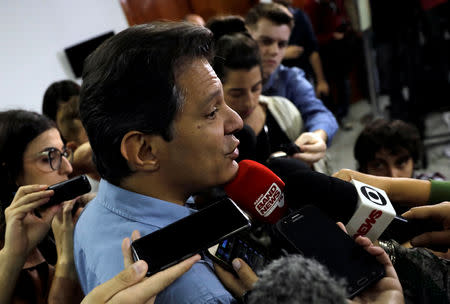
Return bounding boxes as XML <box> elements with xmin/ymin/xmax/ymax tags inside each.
<box><xmin>258</xmin><ymin>35</ymin><xmax>274</xmax><ymax>40</ymax></box>
<box><xmin>201</xmin><ymin>88</ymin><xmax>222</xmax><ymax>107</ymax></box>
<box><xmin>228</xmin><ymin>80</ymin><xmax>262</xmax><ymax>91</ymax></box>
<box><xmin>252</xmin><ymin>80</ymin><xmax>263</xmax><ymax>87</ymax></box>
<box><xmin>228</xmin><ymin>88</ymin><xmax>245</xmax><ymax>92</ymax></box>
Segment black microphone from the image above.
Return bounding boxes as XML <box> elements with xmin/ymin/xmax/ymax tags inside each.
<box><xmin>235</xmin><ymin>124</ymin><xmax>257</xmax><ymax>163</ymax></box>
<box><xmin>278</xmin><ymin>168</ymin><xmax>442</xmax><ymax>244</ymax></box>
<box><xmin>227</xmin><ymin>159</ymin><xmax>441</xmax><ymax>244</ymax></box>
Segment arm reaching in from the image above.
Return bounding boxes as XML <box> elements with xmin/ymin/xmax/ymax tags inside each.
<box><xmin>293</xmin><ymin>130</ymin><xmax>327</xmax><ymax>165</ymax></box>
<box><xmin>402</xmin><ymin>202</ymin><xmax>450</xmax><ymax>249</ymax></box>
<box><xmin>49</xmin><ymin>199</ymin><xmax>83</xmax><ymax>304</ymax></box>
<box><xmin>82</xmin><ymin>230</ymin><xmax>200</xmax><ymax>304</ymax></box>
<box><xmin>337</xmin><ymin>222</ymin><xmax>403</xmax><ymax>304</ymax></box>
<box><xmin>0</xmin><ymin>184</ymin><xmax>59</xmax><ymax>304</ymax></box>
<box><xmin>214</xmin><ymin>258</ymin><xmax>259</xmax><ymax>300</ymax></box>
<box><xmin>333</xmin><ymin>169</ymin><xmax>431</xmax><ymax>206</ymax></box>
<box><xmin>284</xmin><ymin>45</ymin><xmax>304</xmax><ymax>59</ymax></box>
<box><xmin>350</xmin><ymin>236</ymin><xmax>404</xmax><ymax>304</ymax></box>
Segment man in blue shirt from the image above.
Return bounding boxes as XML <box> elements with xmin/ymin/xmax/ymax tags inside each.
<box><xmin>246</xmin><ymin>3</ymin><xmax>338</xmax><ymax>166</ymax></box>
<box><xmin>74</xmin><ymin>23</ymin><xmax>243</xmax><ymax>303</ymax></box>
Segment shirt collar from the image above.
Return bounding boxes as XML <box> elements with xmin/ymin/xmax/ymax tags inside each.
<box><xmin>95</xmin><ymin>179</ymin><xmax>195</xmax><ymax>228</ymax></box>
<box><xmin>263</xmin><ymin>65</ymin><xmax>282</xmax><ymax>92</ymax></box>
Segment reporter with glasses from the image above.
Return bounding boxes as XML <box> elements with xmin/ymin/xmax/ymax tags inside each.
<box><xmin>0</xmin><ymin>109</ymin><xmax>83</xmax><ymax>304</ymax></box>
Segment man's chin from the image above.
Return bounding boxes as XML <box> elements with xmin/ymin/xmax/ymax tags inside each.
<box><xmin>223</xmin><ymin>160</ymin><xmax>239</xmax><ymax>184</ymax></box>
<box><xmin>263</xmin><ymin>66</ymin><xmax>276</xmax><ymax>79</ymax></box>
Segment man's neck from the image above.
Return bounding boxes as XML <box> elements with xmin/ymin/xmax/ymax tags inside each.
<box><xmin>119</xmin><ymin>173</ymin><xmax>188</xmax><ymax>206</ymax></box>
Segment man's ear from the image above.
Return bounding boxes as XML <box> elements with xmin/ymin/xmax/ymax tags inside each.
<box><xmin>245</xmin><ymin>25</ymin><xmax>253</xmax><ymax>35</ymax></box>
<box><xmin>66</xmin><ymin>141</ymin><xmax>79</xmax><ymax>153</ymax></box>
<box><xmin>120</xmin><ymin>131</ymin><xmax>159</xmax><ymax>172</ymax></box>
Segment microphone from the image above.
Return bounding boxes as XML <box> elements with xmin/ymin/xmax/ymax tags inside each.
<box><xmin>280</xmin><ymin>168</ymin><xmax>441</xmax><ymax>243</ymax></box>
<box><xmin>235</xmin><ymin>124</ymin><xmax>257</xmax><ymax>163</ymax></box>
<box><xmin>226</xmin><ymin>160</ymin><xmax>441</xmax><ymax>244</ymax></box>
<box><xmin>225</xmin><ymin>160</ymin><xmax>287</xmax><ymax>224</ymax></box>
<box><xmin>344</xmin><ymin>179</ymin><xmax>397</xmax><ymax>241</ymax></box>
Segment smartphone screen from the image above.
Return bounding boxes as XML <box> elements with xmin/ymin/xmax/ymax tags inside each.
<box><xmin>275</xmin><ymin>205</ymin><xmax>385</xmax><ymax>298</ymax></box>
<box><xmin>131</xmin><ymin>198</ymin><xmax>251</xmax><ymax>276</ymax></box>
<box><xmin>208</xmin><ymin>234</ymin><xmax>269</xmax><ymax>272</ymax></box>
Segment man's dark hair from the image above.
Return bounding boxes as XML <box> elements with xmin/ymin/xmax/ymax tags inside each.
<box><xmin>42</xmin><ymin>80</ymin><xmax>80</xmax><ymax>121</ymax></box>
<box><xmin>245</xmin><ymin>3</ymin><xmax>294</xmax><ymax>30</ymax></box>
<box><xmin>248</xmin><ymin>254</ymin><xmax>347</xmax><ymax>304</ymax></box>
<box><xmin>354</xmin><ymin>118</ymin><xmax>422</xmax><ymax>171</ymax></box>
<box><xmin>79</xmin><ymin>22</ymin><xmax>214</xmax><ymax>185</ymax></box>
<box><xmin>57</xmin><ymin>96</ymin><xmax>83</xmax><ymax>142</ymax></box>
<box><xmin>206</xmin><ymin>16</ymin><xmax>262</xmax><ymax>83</ymax></box>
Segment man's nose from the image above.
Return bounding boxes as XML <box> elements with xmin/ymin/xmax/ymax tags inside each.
<box><xmin>224</xmin><ymin>104</ymin><xmax>243</xmax><ymax>134</ymax></box>
<box><xmin>388</xmin><ymin>166</ymin><xmax>401</xmax><ymax>178</ymax></box>
<box><xmin>268</xmin><ymin>41</ymin><xmax>279</xmax><ymax>55</ymax></box>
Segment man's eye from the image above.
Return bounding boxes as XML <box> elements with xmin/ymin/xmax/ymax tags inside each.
<box><xmin>260</xmin><ymin>39</ymin><xmax>273</xmax><ymax>46</ymax></box>
<box><xmin>278</xmin><ymin>41</ymin><xmax>288</xmax><ymax>48</ymax></box>
<box><xmin>207</xmin><ymin>108</ymin><xmax>218</xmax><ymax>119</ymax></box>
<box><xmin>230</xmin><ymin>93</ymin><xmax>244</xmax><ymax>98</ymax></box>
<box><xmin>396</xmin><ymin>157</ymin><xmax>410</xmax><ymax>168</ymax></box>
<box><xmin>252</xmin><ymin>84</ymin><xmax>262</xmax><ymax>93</ymax></box>
<box><xmin>369</xmin><ymin>161</ymin><xmax>384</xmax><ymax>170</ymax></box>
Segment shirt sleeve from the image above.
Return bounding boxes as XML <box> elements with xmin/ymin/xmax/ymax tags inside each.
<box><xmin>285</xmin><ymin>67</ymin><xmax>338</xmax><ymax>144</ymax></box>
<box><xmin>428</xmin><ymin>180</ymin><xmax>450</xmax><ymax>204</ymax></box>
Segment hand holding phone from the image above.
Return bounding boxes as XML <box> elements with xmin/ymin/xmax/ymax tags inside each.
<box><xmin>45</xmin><ymin>175</ymin><xmax>92</xmax><ymax>208</ymax></box>
<box><xmin>274</xmin><ymin>205</ymin><xmax>385</xmax><ymax>298</ymax></box>
<box><xmin>131</xmin><ymin>198</ymin><xmax>251</xmax><ymax>276</ymax></box>
<box><xmin>207</xmin><ymin>233</ymin><xmax>269</xmax><ymax>274</ymax></box>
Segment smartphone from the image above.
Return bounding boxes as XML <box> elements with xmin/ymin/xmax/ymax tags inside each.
<box><xmin>45</xmin><ymin>175</ymin><xmax>91</xmax><ymax>208</ymax></box>
<box><xmin>131</xmin><ymin>197</ymin><xmax>252</xmax><ymax>276</ymax></box>
<box><xmin>207</xmin><ymin>233</ymin><xmax>269</xmax><ymax>273</ymax></box>
<box><xmin>274</xmin><ymin>205</ymin><xmax>385</xmax><ymax>298</ymax></box>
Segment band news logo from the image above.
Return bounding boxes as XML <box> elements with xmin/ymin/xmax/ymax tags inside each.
<box><xmin>255</xmin><ymin>183</ymin><xmax>284</xmax><ymax>217</ymax></box>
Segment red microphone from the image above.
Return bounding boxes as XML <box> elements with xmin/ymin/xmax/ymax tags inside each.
<box><xmin>224</xmin><ymin>160</ymin><xmax>287</xmax><ymax>224</ymax></box>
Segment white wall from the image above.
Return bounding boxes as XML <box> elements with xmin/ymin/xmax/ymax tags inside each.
<box><xmin>0</xmin><ymin>1</ymin><xmax>128</xmax><ymax>112</ymax></box>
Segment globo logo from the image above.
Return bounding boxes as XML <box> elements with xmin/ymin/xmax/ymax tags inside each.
<box><xmin>360</xmin><ymin>186</ymin><xmax>387</xmax><ymax>206</ymax></box>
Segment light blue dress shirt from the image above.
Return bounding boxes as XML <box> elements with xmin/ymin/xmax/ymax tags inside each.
<box><xmin>74</xmin><ymin>179</ymin><xmax>236</xmax><ymax>304</ymax></box>
<box><xmin>262</xmin><ymin>64</ymin><xmax>339</xmax><ymax>145</ymax></box>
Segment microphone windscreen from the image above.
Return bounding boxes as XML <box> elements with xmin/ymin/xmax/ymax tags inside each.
<box><xmin>283</xmin><ymin>170</ymin><xmax>359</xmax><ymax>223</ymax></box>
<box><xmin>266</xmin><ymin>157</ymin><xmax>312</xmax><ymax>182</ymax></box>
<box><xmin>235</xmin><ymin>124</ymin><xmax>257</xmax><ymax>162</ymax></box>
<box><xmin>225</xmin><ymin>160</ymin><xmax>287</xmax><ymax>224</ymax></box>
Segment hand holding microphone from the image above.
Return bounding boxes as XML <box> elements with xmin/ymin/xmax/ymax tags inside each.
<box><xmin>402</xmin><ymin>202</ymin><xmax>450</xmax><ymax>249</ymax></box>
<box><xmin>293</xmin><ymin>131</ymin><xmax>327</xmax><ymax>165</ymax></box>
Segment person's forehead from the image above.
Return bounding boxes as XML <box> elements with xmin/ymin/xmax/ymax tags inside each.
<box><xmin>224</xmin><ymin>67</ymin><xmax>262</xmax><ymax>86</ymax></box>
<box><xmin>26</xmin><ymin>128</ymin><xmax>63</xmax><ymax>153</ymax></box>
<box><xmin>176</xmin><ymin>59</ymin><xmax>222</xmax><ymax>105</ymax></box>
<box><xmin>375</xmin><ymin>147</ymin><xmax>411</xmax><ymax>159</ymax></box>
<box><xmin>254</xmin><ymin>18</ymin><xmax>291</xmax><ymax>37</ymax></box>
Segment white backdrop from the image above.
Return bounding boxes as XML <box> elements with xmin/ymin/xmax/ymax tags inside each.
<box><xmin>0</xmin><ymin>0</ymin><xmax>128</xmax><ymax>112</ymax></box>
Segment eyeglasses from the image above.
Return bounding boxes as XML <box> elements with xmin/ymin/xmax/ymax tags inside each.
<box><xmin>34</xmin><ymin>147</ymin><xmax>73</xmax><ymax>172</ymax></box>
